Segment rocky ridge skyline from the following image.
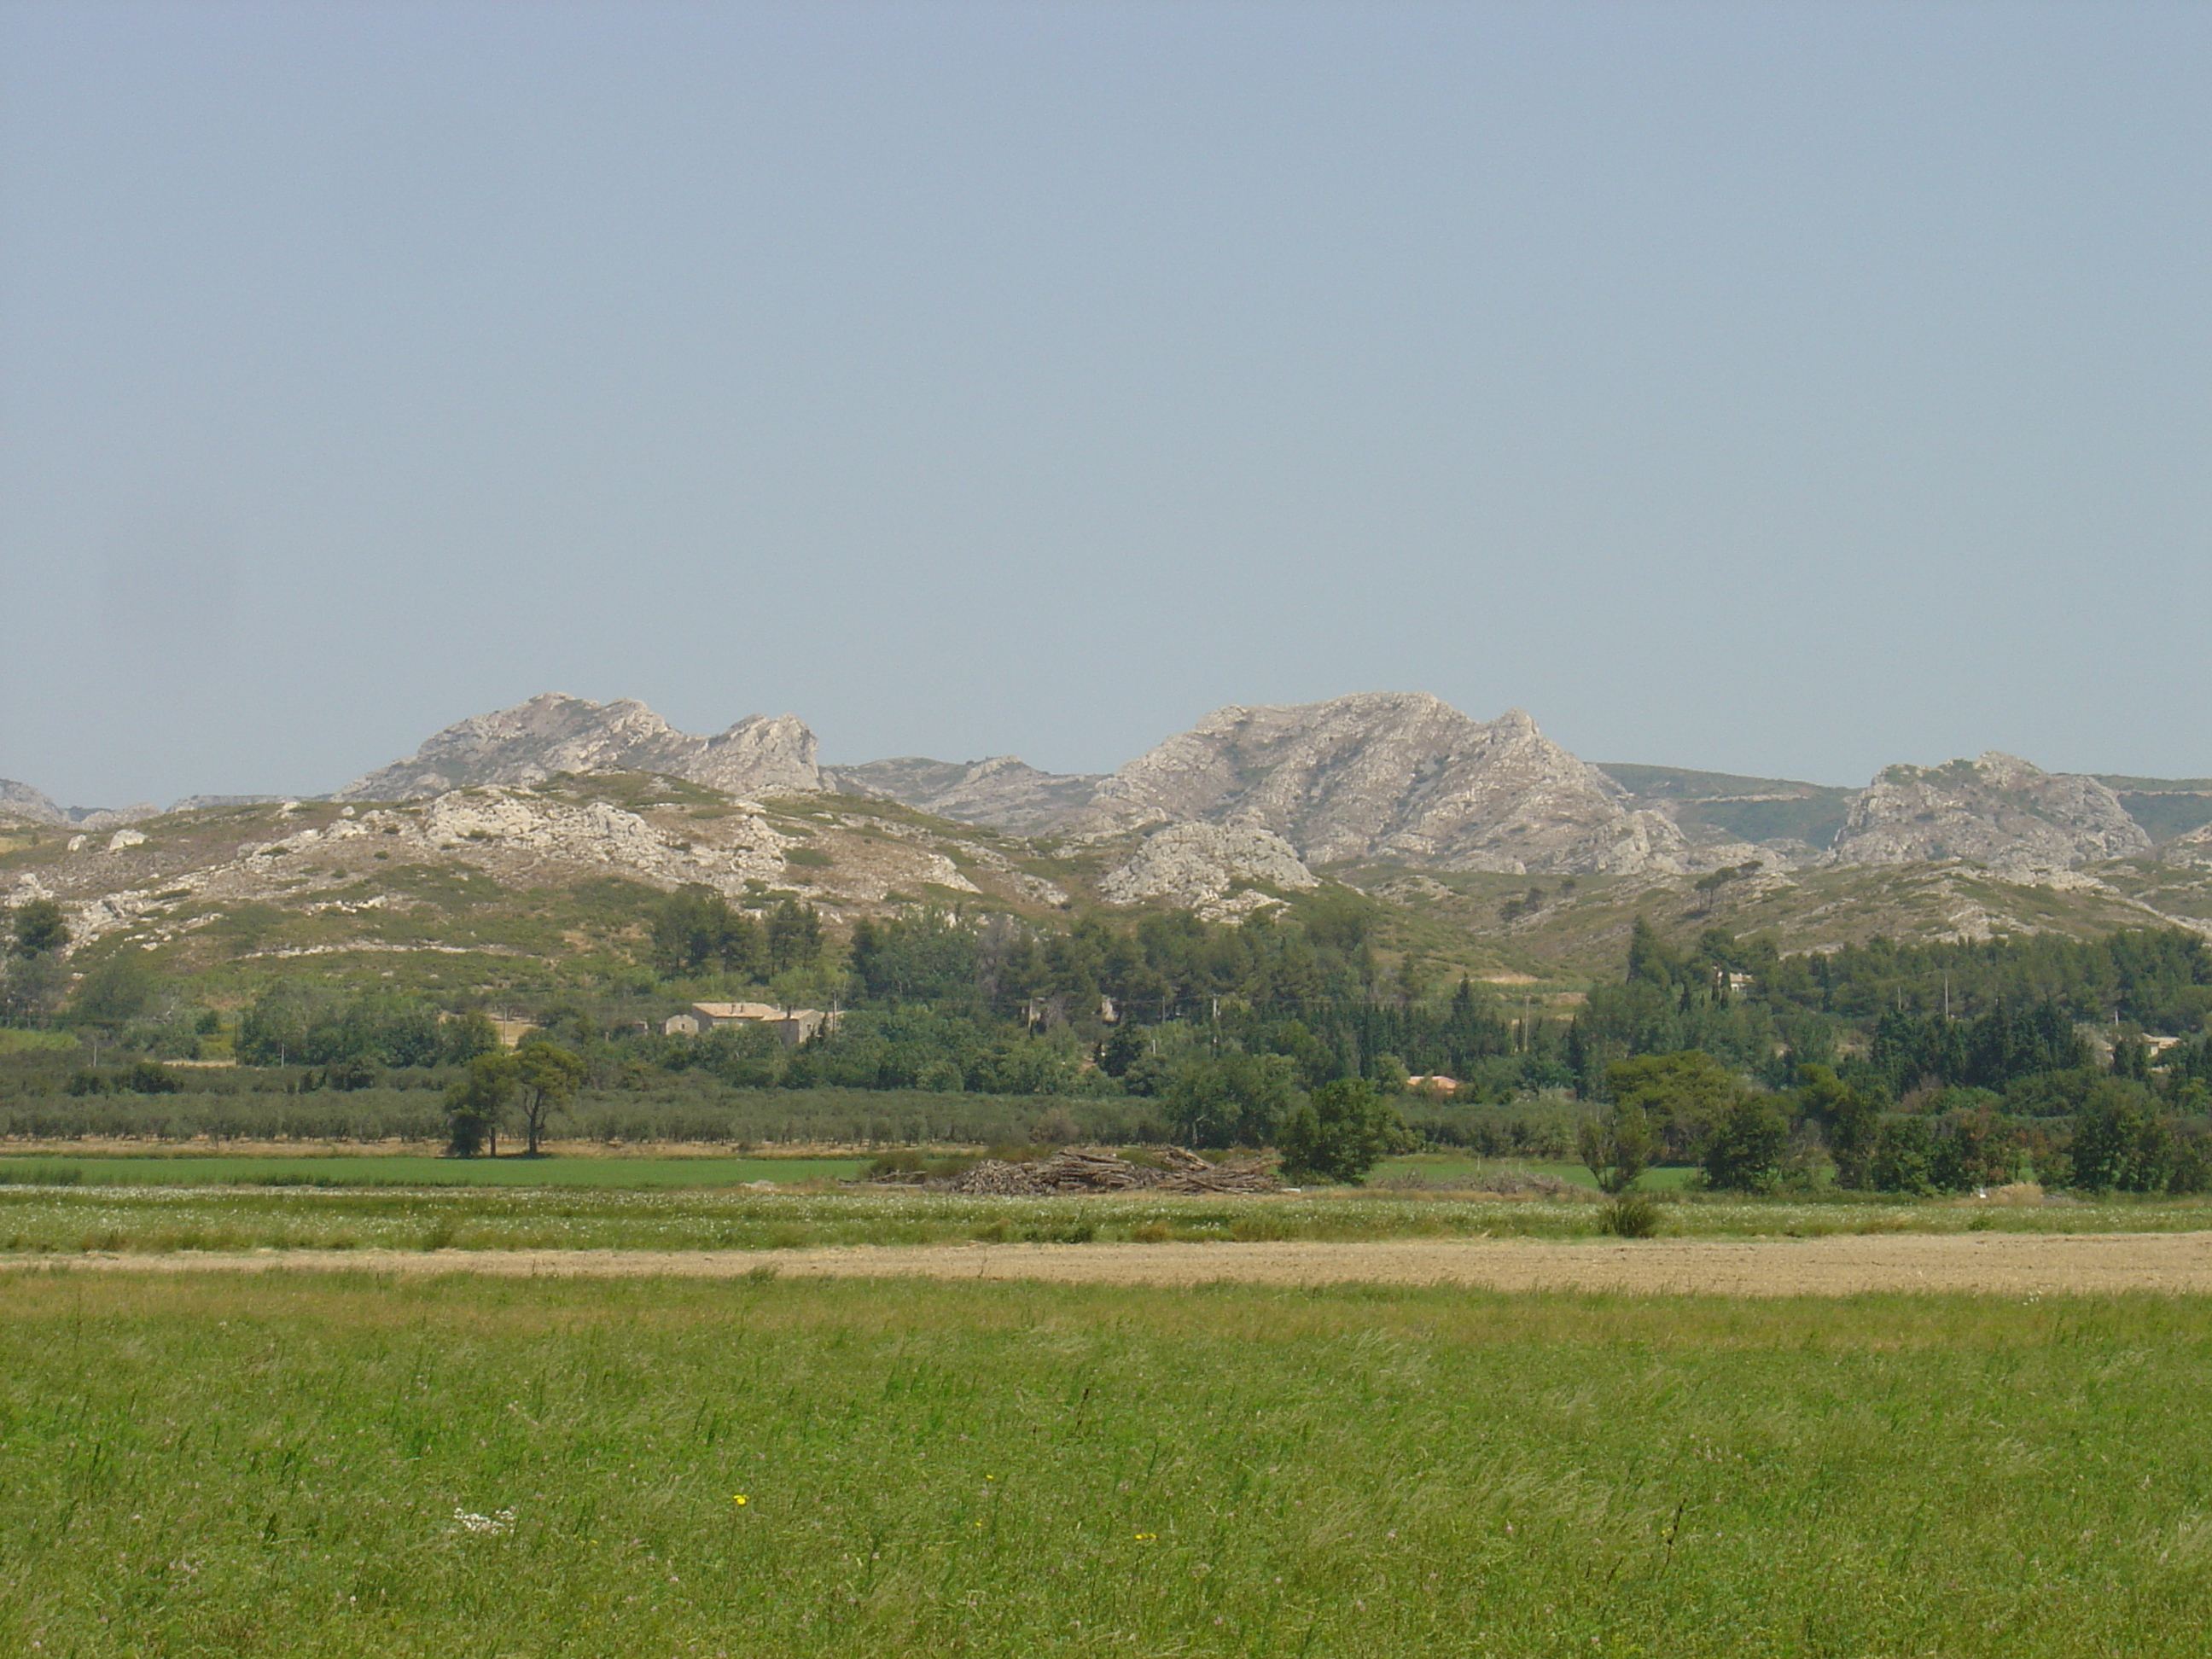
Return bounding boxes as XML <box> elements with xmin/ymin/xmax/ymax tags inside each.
<box><xmin>5</xmin><ymin>690</ymin><xmax>2209</xmax><ymax>878</ymax></box>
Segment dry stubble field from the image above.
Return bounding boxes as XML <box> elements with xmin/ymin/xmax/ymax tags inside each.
<box><xmin>48</xmin><ymin>1225</ymin><xmax>2212</xmax><ymax>1295</ymax></box>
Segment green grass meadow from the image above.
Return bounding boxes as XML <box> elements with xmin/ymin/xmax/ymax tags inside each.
<box><xmin>0</xmin><ymin>1154</ymin><xmax>872</xmax><ymax>1190</ymax></box>
<box><xmin>6</xmin><ymin>1181</ymin><xmax>2212</xmax><ymax>1258</ymax></box>
<box><xmin>6</xmin><ymin>1271</ymin><xmax>2212</xmax><ymax>1656</ymax></box>
<box><xmin>0</xmin><ymin>1151</ymin><xmax>1665</xmax><ymax>1192</ymax></box>
<box><xmin>1368</xmin><ymin>1155</ymin><xmax>1703</xmax><ymax>1190</ymax></box>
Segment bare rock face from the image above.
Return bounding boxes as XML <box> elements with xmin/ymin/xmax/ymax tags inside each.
<box><xmin>337</xmin><ymin>693</ymin><xmax>823</xmax><ymax>801</ymax></box>
<box><xmin>1081</xmin><ymin>692</ymin><xmax>1697</xmax><ymax>875</ymax></box>
<box><xmin>169</xmin><ymin>795</ymin><xmax>295</xmax><ymax>812</ymax></box>
<box><xmin>73</xmin><ymin>803</ymin><xmax>162</xmax><ymax>831</ymax></box>
<box><xmin>0</xmin><ymin>780</ymin><xmax>66</xmax><ymax>824</ymax></box>
<box><xmin>0</xmin><ymin>781</ymin><xmax>158</xmax><ymax>830</ymax></box>
<box><xmin>1829</xmin><ymin>752</ymin><xmax>2152</xmax><ymax>869</ymax></box>
<box><xmin>2166</xmin><ymin>821</ymin><xmax>2212</xmax><ymax>869</ymax></box>
<box><xmin>681</xmin><ymin>713</ymin><xmax>824</xmax><ymax>796</ymax></box>
<box><xmin>1100</xmin><ymin>823</ymin><xmax>1318</xmax><ymax>921</ymax></box>
<box><xmin>826</xmin><ymin>754</ymin><xmax>1105</xmax><ymax>832</ymax></box>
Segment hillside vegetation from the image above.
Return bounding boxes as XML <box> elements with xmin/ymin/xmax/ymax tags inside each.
<box><xmin>7</xmin><ymin>686</ymin><xmax>2212</xmax><ymax>1193</ymax></box>
<box><xmin>2</xmin><ymin>765</ymin><xmax>2210</xmax><ymax>1204</ymax></box>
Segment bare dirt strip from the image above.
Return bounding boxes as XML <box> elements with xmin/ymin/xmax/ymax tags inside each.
<box><xmin>27</xmin><ymin>1230</ymin><xmax>2212</xmax><ymax>1295</ymax></box>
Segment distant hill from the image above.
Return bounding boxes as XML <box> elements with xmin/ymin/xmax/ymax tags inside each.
<box><xmin>1595</xmin><ymin>764</ymin><xmax>1853</xmax><ymax>853</ymax></box>
<box><xmin>0</xmin><ymin>778</ymin><xmax>159</xmax><ymax>830</ymax></box>
<box><xmin>0</xmin><ymin>780</ymin><xmax>65</xmax><ymax>825</ymax></box>
<box><xmin>824</xmin><ymin>755</ymin><xmax>1104</xmax><ymax>834</ymax></box>
<box><xmin>2096</xmin><ymin>777</ymin><xmax>2212</xmax><ymax>844</ymax></box>
<box><xmin>8</xmin><ymin>765</ymin><xmax>2209</xmax><ymax>992</ymax></box>
<box><xmin>11</xmin><ymin>690</ymin><xmax>2206</xmax><ymax>930</ymax></box>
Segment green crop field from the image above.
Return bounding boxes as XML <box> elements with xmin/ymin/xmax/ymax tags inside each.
<box><xmin>0</xmin><ymin>1153</ymin><xmax>871</xmax><ymax>1190</ymax></box>
<box><xmin>0</xmin><ymin>1150</ymin><xmax>1677</xmax><ymax>1196</ymax></box>
<box><xmin>1369</xmin><ymin>1155</ymin><xmax>1702</xmax><ymax>1190</ymax></box>
<box><xmin>0</xmin><ymin>1180</ymin><xmax>2209</xmax><ymax>1257</ymax></box>
<box><xmin>6</xmin><ymin>1271</ymin><xmax>2212</xmax><ymax>1656</ymax></box>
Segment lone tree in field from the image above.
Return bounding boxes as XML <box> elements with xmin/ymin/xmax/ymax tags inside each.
<box><xmin>443</xmin><ymin>1051</ymin><xmax>519</xmax><ymax>1157</ymax></box>
<box><xmin>1578</xmin><ymin>1100</ymin><xmax>1655</xmax><ymax>1195</ymax></box>
<box><xmin>1275</xmin><ymin>1078</ymin><xmax>1406</xmax><ymax>1185</ymax></box>
<box><xmin>511</xmin><ymin>1039</ymin><xmax>587</xmax><ymax>1156</ymax></box>
<box><xmin>1794</xmin><ymin>1063</ymin><xmax>1882</xmax><ymax>1188</ymax></box>
<box><xmin>1701</xmin><ymin>1095</ymin><xmax>1791</xmax><ymax>1193</ymax></box>
<box><xmin>1164</xmin><ymin>1051</ymin><xmax>1299</xmax><ymax>1149</ymax></box>
<box><xmin>1606</xmin><ymin>1050</ymin><xmax>1749</xmax><ymax>1161</ymax></box>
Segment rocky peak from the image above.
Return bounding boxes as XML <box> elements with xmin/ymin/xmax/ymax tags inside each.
<box><xmin>1829</xmin><ymin>751</ymin><xmax>2151</xmax><ymax>869</ymax></box>
<box><xmin>0</xmin><ymin>779</ymin><xmax>159</xmax><ymax>830</ymax></box>
<box><xmin>1080</xmin><ymin>691</ymin><xmax>1694</xmax><ymax>875</ymax></box>
<box><xmin>683</xmin><ymin>713</ymin><xmax>823</xmax><ymax>796</ymax></box>
<box><xmin>336</xmin><ymin>693</ymin><xmax>824</xmax><ymax>801</ymax></box>
<box><xmin>0</xmin><ymin>780</ymin><xmax>66</xmax><ymax>825</ymax></box>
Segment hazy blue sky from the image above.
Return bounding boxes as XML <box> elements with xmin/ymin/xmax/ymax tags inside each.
<box><xmin>3</xmin><ymin>1</ymin><xmax>2206</xmax><ymax>807</ymax></box>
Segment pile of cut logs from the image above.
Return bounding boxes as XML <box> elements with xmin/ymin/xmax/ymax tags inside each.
<box><xmin>934</xmin><ymin>1145</ymin><xmax>1278</xmax><ymax>1196</ymax></box>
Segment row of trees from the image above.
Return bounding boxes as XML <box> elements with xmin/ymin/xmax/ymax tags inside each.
<box><xmin>1560</xmin><ymin>918</ymin><xmax>2212</xmax><ymax>1195</ymax></box>
<box><xmin>844</xmin><ymin>898</ymin><xmax>1384</xmax><ymax>1023</ymax></box>
<box><xmin>236</xmin><ymin>985</ymin><xmax>503</xmax><ymax>1074</ymax></box>
<box><xmin>453</xmin><ymin>998</ymin><xmax>1414</xmax><ymax>1172</ymax></box>
<box><xmin>14</xmin><ymin>885</ymin><xmax>2212</xmax><ymax>1193</ymax></box>
<box><xmin>1574</xmin><ymin>1046</ymin><xmax>2211</xmax><ymax>1197</ymax></box>
<box><xmin>1621</xmin><ymin>917</ymin><xmax>2212</xmax><ymax>1037</ymax></box>
<box><xmin>427</xmin><ymin>1015</ymin><xmax>1406</xmax><ymax>1179</ymax></box>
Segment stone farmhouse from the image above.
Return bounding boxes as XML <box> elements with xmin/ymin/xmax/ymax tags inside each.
<box><xmin>661</xmin><ymin>1000</ymin><xmax>835</xmax><ymax>1046</ymax></box>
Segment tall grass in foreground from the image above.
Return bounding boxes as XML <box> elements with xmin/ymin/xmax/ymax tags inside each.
<box><xmin>3</xmin><ymin>1272</ymin><xmax>2212</xmax><ymax>1656</ymax></box>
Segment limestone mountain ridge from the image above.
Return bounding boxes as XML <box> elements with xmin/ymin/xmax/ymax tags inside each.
<box><xmin>1827</xmin><ymin>752</ymin><xmax>2153</xmax><ymax>872</ymax></box>
<box><xmin>1068</xmin><ymin>692</ymin><xmax>1723</xmax><ymax>875</ymax></box>
<box><xmin>11</xmin><ymin>690</ymin><xmax>2212</xmax><ymax>975</ymax></box>
<box><xmin>19</xmin><ymin>689</ymin><xmax>2206</xmax><ymax>882</ymax></box>
<box><xmin>335</xmin><ymin>693</ymin><xmax>823</xmax><ymax>802</ymax></box>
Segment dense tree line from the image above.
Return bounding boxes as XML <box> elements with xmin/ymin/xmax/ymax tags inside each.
<box><xmin>236</xmin><ymin>985</ymin><xmax>502</xmax><ymax>1078</ymax></box>
<box><xmin>1562</xmin><ymin>917</ymin><xmax>2212</xmax><ymax>1194</ymax></box>
<box><xmin>650</xmin><ymin>888</ymin><xmax>824</xmax><ymax>981</ymax></box>
<box><xmin>12</xmin><ymin>880</ymin><xmax>2212</xmax><ymax>1190</ymax></box>
<box><xmin>1604</xmin><ymin>917</ymin><xmax>2212</xmax><ymax>1040</ymax></box>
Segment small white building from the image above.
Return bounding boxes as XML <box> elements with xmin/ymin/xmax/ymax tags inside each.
<box><xmin>662</xmin><ymin>1001</ymin><xmax>836</xmax><ymax>1046</ymax></box>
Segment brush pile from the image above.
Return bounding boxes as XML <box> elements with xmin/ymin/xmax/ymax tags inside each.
<box><xmin>934</xmin><ymin>1145</ymin><xmax>1279</xmax><ymax>1197</ymax></box>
